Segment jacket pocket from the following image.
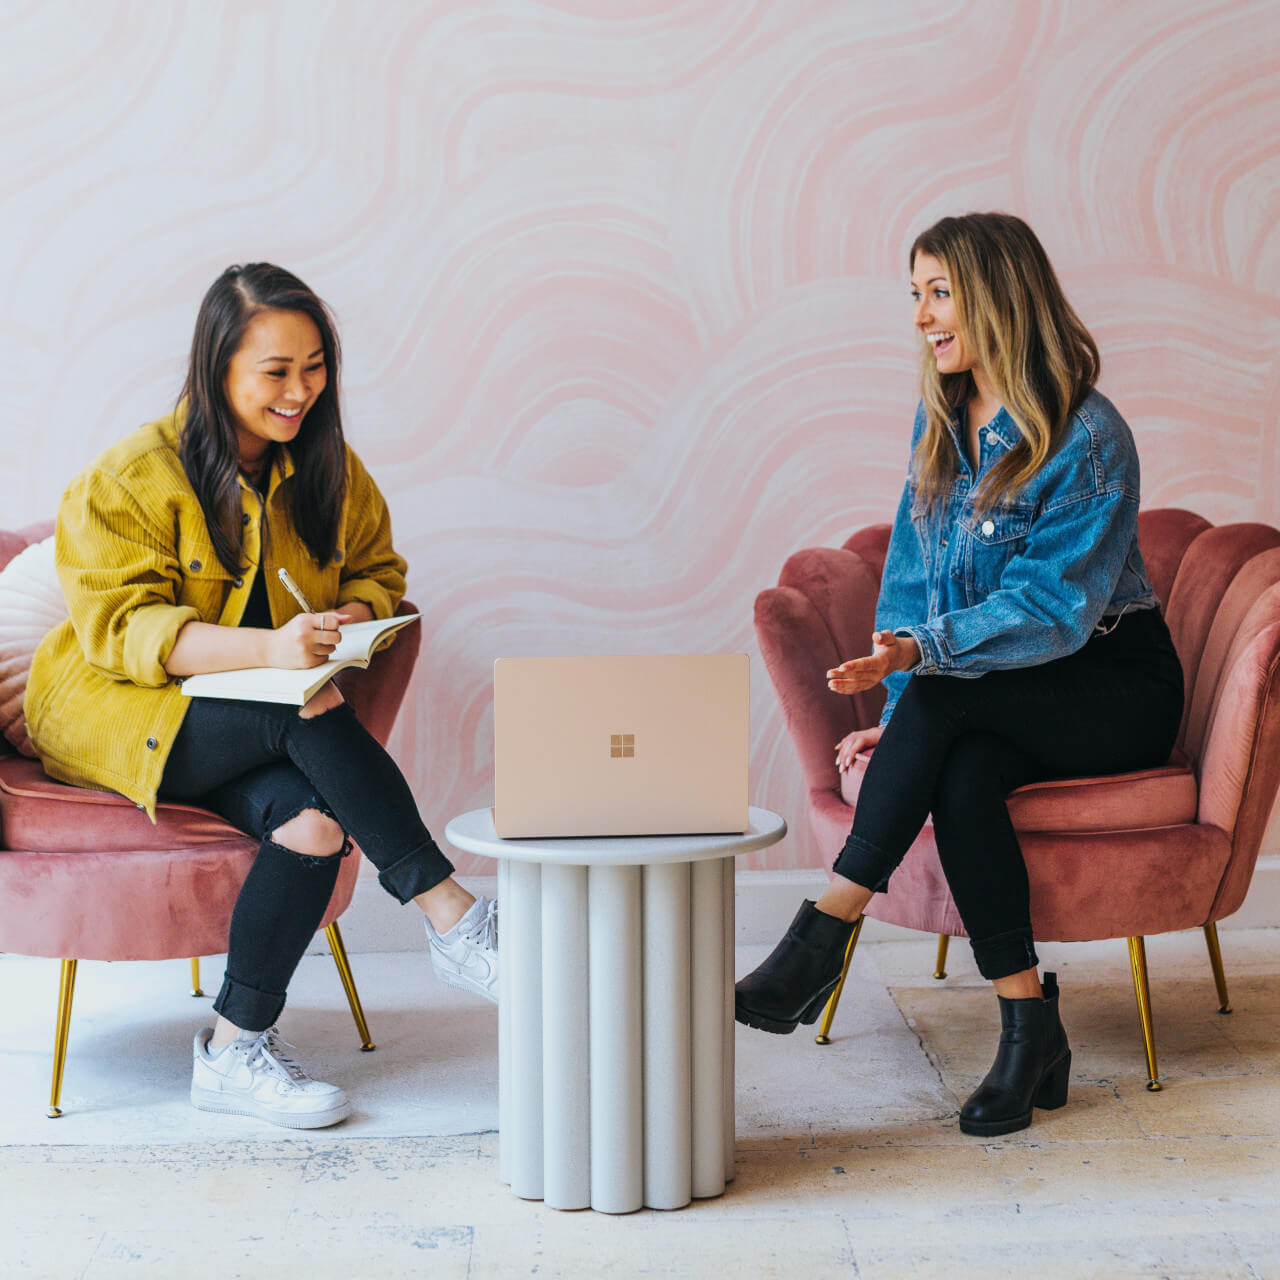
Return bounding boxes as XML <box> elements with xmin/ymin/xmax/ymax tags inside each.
<box><xmin>174</xmin><ymin>532</ymin><xmax>234</xmax><ymax>616</ymax></box>
<box><xmin>957</xmin><ymin>503</ymin><xmax>1034</xmax><ymax>598</ymax></box>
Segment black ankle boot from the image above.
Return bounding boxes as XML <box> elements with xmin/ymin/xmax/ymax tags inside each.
<box><xmin>959</xmin><ymin>972</ymin><xmax>1071</xmax><ymax>1136</ymax></box>
<box><xmin>734</xmin><ymin>900</ymin><xmax>855</xmax><ymax>1035</ymax></box>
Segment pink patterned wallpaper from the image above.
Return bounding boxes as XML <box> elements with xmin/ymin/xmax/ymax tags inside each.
<box><xmin>2</xmin><ymin>2</ymin><xmax>1277</xmax><ymax>872</ymax></box>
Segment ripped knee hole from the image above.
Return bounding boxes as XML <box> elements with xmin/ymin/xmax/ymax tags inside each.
<box><xmin>298</xmin><ymin>685</ymin><xmax>346</xmax><ymax>720</ymax></box>
<box><xmin>270</xmin><ymin>807</ymin><xmax>348</xmax><ymax>859</ymax></box>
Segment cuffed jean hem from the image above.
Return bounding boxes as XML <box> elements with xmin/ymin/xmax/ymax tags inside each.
<box><xmin>377</xmin><ymin>839</ymin><xmax>456</xmax><ymax>904</ymax></box>
<box><xmin>971</xmin><ymin>926</ymin><xmax>1040</xmax><ymax>982</ymax></box>
<box><xmin>832</xmin><ymin>831</ymin><xmax>895</xmax><ymax>894</ymax></box>
<box><xmin>212</xmin><ymin>973</ymin><xmax>287</xmax><ymax>1033</ymax></box>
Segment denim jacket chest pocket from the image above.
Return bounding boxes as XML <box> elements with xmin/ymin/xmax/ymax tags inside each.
<box><xmin>954</xmin><ymin>502</ymin><xmax>1035</xmax><ymax>603</ymax></box>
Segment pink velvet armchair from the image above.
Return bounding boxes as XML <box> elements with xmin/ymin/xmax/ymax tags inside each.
<box><xmin>0</xmin><ymin>520</ymin><xmax>422</xmax><ymax>1116</ymax></box>
<box><xmin>755</xmin><ymin>508</ymin><xmax>1280</xmax><ymax>1088</ymax></box>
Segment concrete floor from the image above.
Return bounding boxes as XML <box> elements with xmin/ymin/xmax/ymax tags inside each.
<box><xmin>2</xmin><ymin>927</ymin><xmax>1277</xmax><ymax>1279</ymax></box>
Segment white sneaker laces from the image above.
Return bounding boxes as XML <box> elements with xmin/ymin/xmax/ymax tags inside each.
<box><xmin>461</xmin><ymin>897</ymin><xmax>498</xmax><ymax>952</ymax></box>
<box><xmin>242</xmin><ymin>1027</ymin><xmax>311</xmax><ymax>1084</ymax></box>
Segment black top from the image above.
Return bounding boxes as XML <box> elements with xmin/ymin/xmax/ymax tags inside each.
<box><xmin>239</xmin><ymin>568</ymin><xmax>273</xmax><ymax>630</ymax></box>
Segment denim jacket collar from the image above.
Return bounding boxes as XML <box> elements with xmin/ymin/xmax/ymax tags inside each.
<box><xmin>943</xmin><ymin>405</ymin><xmax>1019</xmax><ymax>484</ymax></box>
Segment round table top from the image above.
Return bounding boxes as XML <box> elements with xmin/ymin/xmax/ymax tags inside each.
<box><xmin>444</xmin><ymin>806</ymin><xmax>787</xmax><ymax>866</ymax></box>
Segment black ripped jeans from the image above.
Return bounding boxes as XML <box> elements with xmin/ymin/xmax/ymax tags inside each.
<box><xmin>833</xmin><ymin>608</ymin><xmax>1185</xmax><ymax>980</ymax></box>
<box><xmin>159</xmin><ymin>696</ymin><xmax>454</xmax><ymax>1031</ymax></box>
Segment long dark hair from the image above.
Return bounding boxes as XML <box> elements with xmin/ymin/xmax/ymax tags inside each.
<box><xmin>910</xmin><ymin>213</ymin><xmax>1100</xmax><ymax>514</ymax></box>
<box><xmin>179</xmin><ymin>263</ymin><xmax>347</xmax><ymax>573</ymax></box>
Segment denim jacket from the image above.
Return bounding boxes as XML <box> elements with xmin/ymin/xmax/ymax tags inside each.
<box><xmin>877</xmin><ymin>389</ymin><xmax>1158</xmax><ymax>724</ymax></box>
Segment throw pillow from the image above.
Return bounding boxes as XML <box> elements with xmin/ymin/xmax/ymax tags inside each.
<box><xmin>0</xmin><ymin>536</ymin><xmax>68</xmax><ymax>756</ymax></box>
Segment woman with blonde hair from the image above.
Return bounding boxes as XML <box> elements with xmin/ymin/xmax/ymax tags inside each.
<box><xmin>735</xmin><ymin>213</ymin><xmax>1184</xmax><ymax>1136</ymax></box>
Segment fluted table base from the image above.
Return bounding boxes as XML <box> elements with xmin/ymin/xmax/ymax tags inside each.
<box><xmin>497</xmin><ymin>855</ymin><xmax>737</xmax><ymax>1213</ymax></box>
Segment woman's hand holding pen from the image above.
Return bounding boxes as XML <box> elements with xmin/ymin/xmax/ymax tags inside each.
<box><xmin>826</xmin><ymin>630</ymin><xmax>920</xmax><ymax>695</ymax></box>
<box><xmin>271</xmin><ymin>566</ymin><xmax>348</xmax><ymax>667</ymax></box>
<box><xmin>266</xmin><ymin>612</ymin><xmax>350</xmax><ymax>669</ymax></box>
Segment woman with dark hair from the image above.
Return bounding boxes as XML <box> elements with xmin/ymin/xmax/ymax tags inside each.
<box><xmin>27</xmin><ymin>263</ymin><xmax>496</xmax><ymax>1129</ymax></box>
<box><xmin>735</xmin><ymin>213</ymin><xmax>1184</xmax><ymax>1136</ymax></box>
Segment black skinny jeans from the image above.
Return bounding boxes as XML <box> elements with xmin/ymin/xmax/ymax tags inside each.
<box><xmin>834</xmin><ymin>607</ymin><xmax>1184</xmax><ymax>981</ymax></box>
<box><xmin>159</xmin><ymin>696</ymin><xmax>454</xmax><ymax>1031</ymax></box>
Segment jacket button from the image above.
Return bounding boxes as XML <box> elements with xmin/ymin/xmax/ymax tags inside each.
<box><xmin>242</xmin><ymin>513</ymin><xmax>251</xmax><ymax>525</ymax></box>
<box><xmin>981</xmin><ymin>519</ymin><xmax>995</xmax><ymax>536</ymax></box>
<box><xmin>333</xmin><ymin>550</ymin><xmax>344</xmax><ymax>563</ymax></box>
<box><xmin>234</xmin><ymin>577</ymin><xmax>244</xmax><ymax>588</ymax></box>
<box><xmin>146</xmin><ymin>737</ymin><xmax>158</xmax><ymax>750</ymax></box>
<box><xmin>188</xmin><ymin>559</ymin><xmax>202</xmax><ymax>572</ymax></box>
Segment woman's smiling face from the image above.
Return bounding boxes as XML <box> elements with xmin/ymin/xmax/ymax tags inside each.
<box><xmin>223</xmin><ymin>308</ymin><xmax>327</xmax><ymax>466</ymax></box>
<box><xmin>910</xmin><ymin>252</ymin><xmax>974</xmax><ymax>377</ymax></box>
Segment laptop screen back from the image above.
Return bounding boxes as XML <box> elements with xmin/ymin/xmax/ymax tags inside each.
<box><xmin>493</xmin><ymin>653</ymin><xmax>749</xmax><ymax>838</ymax></box>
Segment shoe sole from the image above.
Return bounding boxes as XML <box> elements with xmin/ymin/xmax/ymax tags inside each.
<box><xmin>430</xmin><ymin>957</ymin><xmax>499</xmax><ymax>1006</ymax></box>
<box><xmin>734</xmin><ymin>982</ymin><xmax>838</xmax><ymax>1035</ymax></box>
<box><xmin>734</xmin><ymin>1005</ymin><xmax>799</xmax><ymax>1035</ymax></box>
<box><xmin>190</xmin><ymin>1086</ymin><xmax>351</xmax><ymax>1130</ymax></box>
<box><xmin>957</xmin><ymin>1109</ymin><xmax>1034</xmax><ymax>1137</ymax></box>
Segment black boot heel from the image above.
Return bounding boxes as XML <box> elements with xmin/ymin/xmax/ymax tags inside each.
<box><xmin>1034</xmin><ymin>1051</ymin><xmax>1071</xmax><ymax>1111</ymax></box>
<box><xmin>959</xmin><ymin>972</ymin><xmax>1071</xmax><ymax>1137</ymax></box>
<box><xmin>798</xmin><ymin>980</ymin><xmax>841</xmax><ymax>1026</ymax></box>
<box><xmin>734</xmin><ymin>901</ymin><xmax>855</xmax><ymax>1036</ymax></box>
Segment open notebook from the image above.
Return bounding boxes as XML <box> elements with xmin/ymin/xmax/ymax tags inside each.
<box><xmin>179</xmin><ymin>614</ymin><xmax>420</xmax><ymax>706</ymax></box>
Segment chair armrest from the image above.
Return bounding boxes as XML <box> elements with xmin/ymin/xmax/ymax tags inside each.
<box><xmin>1199</xmin><ymin>612</ymin><xmax>1280</xmax><ymax>918</ymax></box>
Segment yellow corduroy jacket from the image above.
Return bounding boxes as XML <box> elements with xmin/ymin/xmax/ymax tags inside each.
<box><xmin>26</xmin><ymin>407</ymin><xmax>407</xmax><ymax>818</ymax></box>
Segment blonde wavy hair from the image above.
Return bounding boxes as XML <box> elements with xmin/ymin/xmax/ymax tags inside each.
<box><xmin>910</xmin><ymin>213</ymin><xmax>1100</xmax><ymax>514</ymax></box>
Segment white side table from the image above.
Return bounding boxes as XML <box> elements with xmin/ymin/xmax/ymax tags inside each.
<box><xmin>444</xmin><ymin>807</ymin><xmax>786</xmax><ymax>1214</ymax></box>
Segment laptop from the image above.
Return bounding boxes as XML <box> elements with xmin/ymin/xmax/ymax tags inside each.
<box><xmin>493</xmin><ymin>653</ymin><xmax>749</xmax><ymax>838</ymax></box>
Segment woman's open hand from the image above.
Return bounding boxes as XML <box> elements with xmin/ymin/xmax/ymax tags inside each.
<box><xmin>835</xmin><ymin>724</ymin><xmax>884</xmax><ymax>773</ymax></box>
<box><xmin>827</xmin><ymin>630</ymin><xmax>920</xmax><ymax>695</ymax></box>
<box><xmin>265</xmin><ymin>612</ymin><xmax>350</xmax><ymax>669</ymax></box>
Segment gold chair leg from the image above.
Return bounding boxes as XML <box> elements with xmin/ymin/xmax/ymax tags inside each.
<box><xmin>1202</xmin><ymin>922</ymin><xmax>1232</xmax><ymax>1014</ymax></box>
<box><xmin>933</xmin><ymin>933</ymin><xmax>950</xmax><ymax>980</ymax></box>
<box><xmin>48</xmin><ymin>959</ymin><xmax>78</xmax><ymax>1118</ymax></box>
<box><xmin>325</xmin><ymin>921</ymin><xmax>375</xmax><ymax>1051</ymax></box>
<box><xmin>190</xmin><ymin>957</ymin><xmax>205</xmax><ymax>997</ymax></box>
<box><xmin>1127</xmin><ymin>936</ymin><xmax>1161</xmax><ymax>1092</ymax></box>
<box><xmin>814</xmin><ymin>916</ymin><xmax>864</xmax><ymax>1045</ymax></box>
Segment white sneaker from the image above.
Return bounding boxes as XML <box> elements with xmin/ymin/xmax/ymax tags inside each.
<box><xmin>425</xmin><ymin>896</ymin><xmax>499</xmax><ymax>1004</ymax></box>
<box><xmin>191</xmin><ymin>1027</ymin><xmax>351</xmax><ymax>1129</ymax></box>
